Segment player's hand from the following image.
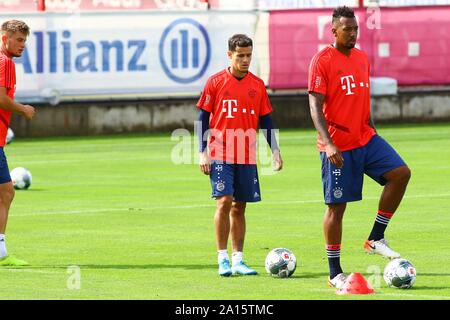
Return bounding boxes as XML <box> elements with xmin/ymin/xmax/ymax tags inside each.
<box><xmin>272</xmin><ymin>149</ymin><xmax>283</xmax><ymax>171</ymax></box>
<box><xmin>199</xmin><ymin>151</ymin><xmax>211</xmax><ymax>175</ymax></box>
<box><xmin>21</xmin><ymin>105</ymin><xmax>35</xmax><ymax>120</ymax></box>
<box><xmin>325</xmin><ymin>143</ymin><xmax>344</xmax><ymax>168</ymax></box>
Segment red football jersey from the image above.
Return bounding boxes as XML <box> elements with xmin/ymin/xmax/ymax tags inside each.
<box><xmin>308</xmin><ymin>45</ymin><xmax>375</xmax><ymax>152</ymax></box>
<box><xmin>197</xmin><ymin>68</ymin><xmax>273</xmax><ymax>164</ymax></box>
<box><xmin>0</xmin><ymin>51</ymin><xmax>15</xmax><ymax>147</ymax></box>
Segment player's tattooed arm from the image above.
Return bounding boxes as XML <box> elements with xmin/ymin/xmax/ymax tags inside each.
<box><xmin>308</xmin><ymin>92</ymin><xmax>344</xmax><ymax>168</ymax></box>
<box><xmin>308</xmin><ymin>92</ymin><xmax>331</xmax><ymax>144</ymax></box>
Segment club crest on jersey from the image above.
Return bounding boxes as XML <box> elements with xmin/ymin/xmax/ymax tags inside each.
<box><xmin>216</xmin><ymin>181</ymin><xmax>225</xmax><ymax>192</ymax></box>
<box><xmin>332</xmin><ymin>187</ymin><xmax>343</xmax><ymax>199</ymax></box>
<box><xmin>248</xmin><ymin>89</ymin><xmax>257</xmax><ymax>98</ymax></box>
<box><xmin>222</xmin><ymin>99</ymin><xmax>255</xmax><ymax>118</ymax></box>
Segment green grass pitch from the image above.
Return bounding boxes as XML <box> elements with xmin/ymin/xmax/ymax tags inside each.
<box><xmin>0</xmin><ymin>123</ymin><xmax>449</xmax><ymax>300</ymax></box>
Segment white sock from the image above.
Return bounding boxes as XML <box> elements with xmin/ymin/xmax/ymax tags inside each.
<box><xmin>232</xmin><ymin>251</ymin><xmax>243</xmax><ymax>266</ymax></box>
<box><xmin>217</xmin><ymin>250</ymin><xmax>229</xmax><ymax>263</ymax></box>
<box><xmin>0</xmin><ymin>234</ymin><xmax>7</xmax><ymax>258</ymax></box>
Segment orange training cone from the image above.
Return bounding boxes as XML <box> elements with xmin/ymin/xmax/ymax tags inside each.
<box><xmin>336</xmin><ymin>272</ymin><xmax>375</xmax><ymax>295</ymax></box>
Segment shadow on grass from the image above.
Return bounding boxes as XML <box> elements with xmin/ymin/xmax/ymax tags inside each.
<box><xmin>276</xmin><ymin>272</ymin><xmax>329</xmax><ymax>279</ymax></box>
<box><xmin>1</xmin><ymin>265</ymin><xmax>329</xmax><ymax>280</ymax></box>
<box><xmin>50</xmin><ymin>266</ymin><xmax>330</xmax><ymax>278</ymax></box>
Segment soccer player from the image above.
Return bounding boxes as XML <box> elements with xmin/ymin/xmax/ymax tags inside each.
<box><xmin>308</xmin><ymin>7</ymin><xmax>411</xmax><ymax>288</ymax></box>
<box><xmin>197</xmin><ymin>34</ymin><xmax>283</xmax><ymax>276</ymax></box>
<box><xmin>0</xmin><ymin>20</ymin><xmax>35</xmax><ymax>266</ymax></box>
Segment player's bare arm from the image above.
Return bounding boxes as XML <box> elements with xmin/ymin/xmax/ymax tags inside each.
<box><xmin>260</xmin><ymin>113</ymin><xmax>283</xmax><ymax>171</ymax></box>
<box><xmin>272</xmin><ymin>149</ymin><xmax>283</xmax><ymax>171</ymax></box>
<box><xmin>199</xmin><ymin>150</ymin><xmax>211</xmax><ymax>175</ymax></box>
<box><xmin>197</xmin><ymin>109</ymin><xmax>211</xmax><ymax>175</ymax></box>
<box><xmin>0</xmin><ymin>87</ymin><xmax>35</xmax><ymax>120</ymax></box>
<box><xmin>308</xmin><ymin>92</ymin><xmax>344</xmax><ymax>168</ymax></box>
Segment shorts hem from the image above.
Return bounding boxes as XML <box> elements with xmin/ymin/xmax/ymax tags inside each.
<box><xmin>324</xmin><ymin>197</ymin><xmax>362</xmax><ymax>205</ymax></box>
<box><xmin>234</xmin><ymin>198</ymin><xmax>261</xmax><ymax>203</ymax></box>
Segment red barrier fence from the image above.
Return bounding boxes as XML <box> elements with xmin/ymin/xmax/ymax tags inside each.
<box><xmin>268</xmin><ymin>7</ymin><xmax>450</xmax><ymax>88</ymax></box>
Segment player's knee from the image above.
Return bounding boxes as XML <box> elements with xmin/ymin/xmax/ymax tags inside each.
<box><xmin>326</xmin><ymin>203</ymin><xmax>346</xmax><ymax>219</ymax></box>
<box><xmin>231</xmin><ymin>202</ymin><xmax>246</xmax><ymax>215</ymax></box>
<box><xmin>0</xmin><ymin>185</ymin><xmax>14</xmax><ymax>205</ymax></box>
<box><xmin>216</xmin><ymin>196</ymin><xmax>233</xmax><ymax>212</ymax></box>
<box><xmin>402</xmin><ymin>166</ymin><xmax>411</xmax><ymax>183</ymax></box>
<box><xmin>395</xmin><ymin>166</ymin><xmax>411</xmax><ymax>185</ymax></box>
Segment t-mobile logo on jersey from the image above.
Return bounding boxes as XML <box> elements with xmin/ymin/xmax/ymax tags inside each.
<box><xmin>222</xmin><ymin>99</ymin><xmax>255</xmax><ymax>119</ymax></box>
<box><xmin>341</xmin><ymin>75</ymin><xmax>356</xmax><ymax>95</ymax></box>
<box><xmin>341</xmin><ymin>75</ymin><xmax>370</xmax><ymax>96</ymax></box>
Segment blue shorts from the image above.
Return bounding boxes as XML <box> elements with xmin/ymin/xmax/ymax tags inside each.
<box><xmin>320</xmin><ymin>135</ymin><xmax>406</xmax><ymax>204</ymax></box>
<box><xmin>210</xmin><ymin>161</ymin><xmax>261</xmax><ymax>202</ymax></box>
<box><xmin>0</xmin><ymin>148</ymin><xmax>11</xmax><ymax>184</ymax></box>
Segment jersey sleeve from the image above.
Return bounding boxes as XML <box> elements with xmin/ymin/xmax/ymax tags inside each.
<box><xmin>308</xmin><ymin>54</ymin><xmax>328</xmax><ymax>95</ymax></box>
<box><xmin>196</xmin><ymin>77</ymin><xmax>215</xmax><ymax>113</ymax></box>
<box><xmin>259</xmin><ymin>85</ymin><xmax>273</xmax><ymax>117</ymax></box>
<box><xmin>0</xmin><ymin>56</ymin><xmax>7</xmax><ymax>88</ymax></box>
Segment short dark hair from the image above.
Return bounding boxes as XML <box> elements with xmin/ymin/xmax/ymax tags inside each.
<box><xmin>1</xmin><ymin>20</ymin><xmax>30</xmax><ymax>36</ymax></box>
<box><xmin>228</xmin><ymin>34</ymin><xmax>252</xmax><ymax>52</ymax></box>
<box><xmin>332</xmin><ymin>6</ymin><xmax>355</xmax><ymax>25</ymax></box>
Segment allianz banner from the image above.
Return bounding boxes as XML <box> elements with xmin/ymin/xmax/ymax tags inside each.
<box><xmin>0</xmin><ymin>0</ymin><xmax>209</xmax><ymax>12</ymax></box>
<box><xmin>6</xmin><ymin>11</ymin><xmax>257</xmax><ymax>102</ymax></box>
<box><xmin>268</xmin><ymin>7</ymin><xmax>450</xmax><ymax>89</ymax></box>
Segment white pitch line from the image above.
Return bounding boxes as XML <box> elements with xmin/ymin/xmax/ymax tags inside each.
<box><xmin>12</xmin><ymin>204</ymin><xmax>215</xmax><ymax>217</ymax></box>
<box><xmin>11</xmin><ymin>193</ymin><xmax>450</xmax><ymax>218</ymax></box>
<box><xmin>11</xmin><ymin>155</ymin><xmax>168</xmax><ymax>165</ymax></box>
<box><xmin>0</xmin><ymin>268</ymin><xmax>61</xmax><ymax>275</ymax></box>
<box><xmin>9</xmin><ymin>129</ymin><xmax>449</xmax><ymax>152</ymax></box>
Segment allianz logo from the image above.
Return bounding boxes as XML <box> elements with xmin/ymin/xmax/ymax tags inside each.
<box><xmin>16</xmin><ymin>30</ymin><xmax>147</xmax><ymax>74</ymax></box>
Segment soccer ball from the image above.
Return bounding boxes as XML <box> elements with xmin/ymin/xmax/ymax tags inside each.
<box><xmin>10</xmin><ymin>167</ymin><xmax>32</xmax><ymax>190</ymax></box>
<box><xmin>265</xmin><ymin>248</ymin><xmax>297</xmax><ymax>278</ymax></box>
<box><xmin>383</xmin><ymin>258</ymin><xmax>417</xmax><ymax>289</ymax></box>
<box><xmin>6</xmin><ymin>128</ymin><xmax>14</xmax><ymax>144</ymax></box>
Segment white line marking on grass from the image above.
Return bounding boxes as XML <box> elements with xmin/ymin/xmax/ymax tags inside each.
<box><xmin>13</xmin><ymin>204</ymin><xmax>215</xmax><ymax>217</ymax></box>
<box><xmin>0</xmin><ymin>269</ymin><xmax>61</xmax><ymax>275</ymax></box>
<box><xmin>11</xmin><ymin>193</ymin><xmax>450</xmax><ymax>218</ymax></box>
<box><xmin>12</xmin><ymin>156</ymin><xmax>168</xmax><ymax>165</ymax></box>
